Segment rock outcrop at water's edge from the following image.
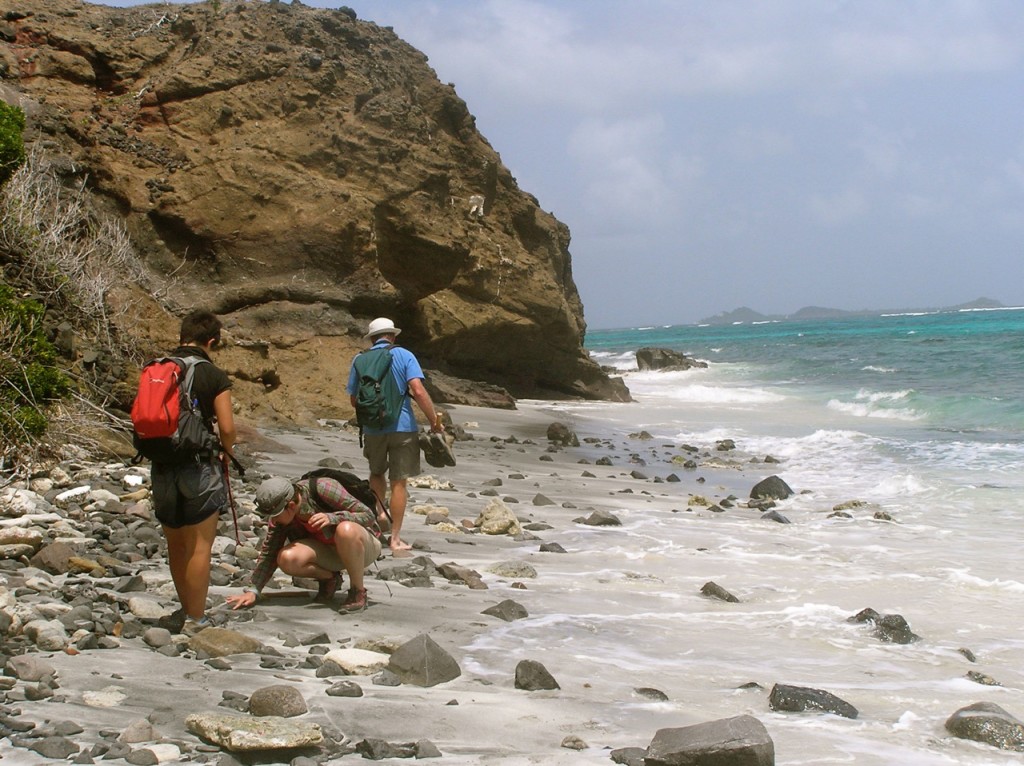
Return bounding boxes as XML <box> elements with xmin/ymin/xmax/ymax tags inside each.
<box><xmin>0</xmin><ymin>0</ymin><xmax>629</xmax><ymax>426</ymax></box>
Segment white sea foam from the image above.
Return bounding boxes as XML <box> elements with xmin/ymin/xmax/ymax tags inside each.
<box><xmin>827</xmin><ymin>388</ymin><xmax>923</xmax><ymax>421</ymax></box>
<box><xmin>944</xmin><ymin>569</ymin><xmax>1024</xmax><ymax>593</ymax></box>
<box><xmin>568</xmin><ymin>312</ymin><xmax>1024</xmax><ymax>765</ymax></box>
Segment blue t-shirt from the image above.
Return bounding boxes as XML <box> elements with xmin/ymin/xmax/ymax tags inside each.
<box><xmin>346</xmin><ymin>341</ymin><xmax>424</xmax><ymax>434</ymax></box>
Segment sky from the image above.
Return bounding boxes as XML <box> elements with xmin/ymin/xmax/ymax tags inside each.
<box><xmin>96</xmin><ymin>1</ymin><xmax>1024</xmax><ymax>328</ymax></box>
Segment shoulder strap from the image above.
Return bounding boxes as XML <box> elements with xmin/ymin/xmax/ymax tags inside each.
<box><xmin>175</xmin><ymin>356</ymin><xmax>209</xmax><ymax>396</ymax></box>
<box><xmin>306</xmin><ymin>476</ymin><xmax>331</xmax><ymax>513</ymax></box>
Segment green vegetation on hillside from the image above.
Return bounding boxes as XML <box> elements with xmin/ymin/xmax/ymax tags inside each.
<box><xmin>0</xmin><ymin>102</ymin><xmax>25</xmax><ymax>186</ymax></box>
<box><xmin>0</xmin><ymin>285</ymin><xmax>71</xmax><ymax>455</ymax></box>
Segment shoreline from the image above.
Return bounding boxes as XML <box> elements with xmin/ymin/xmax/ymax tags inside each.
<box><xmin>0</xmin><ymin>400</ymin><xmax>772</xmax><ymax>764</ymax></box>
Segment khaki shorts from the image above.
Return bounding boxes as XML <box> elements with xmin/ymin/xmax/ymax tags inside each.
<box><xmin>291</xmin><ymin>526</ymin><xmax>381</xmax><ymax>571</ymax></box>
<box><xmin>363</xmin><ymin>431</ymin><xmax>420</xmax><ymax>481</ymax></box>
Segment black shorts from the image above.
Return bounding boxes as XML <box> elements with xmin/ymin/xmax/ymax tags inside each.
<box><xmin>152</xmin><ymin>457</ymin><xmax>227</xmax><ymax>529</ymax></box>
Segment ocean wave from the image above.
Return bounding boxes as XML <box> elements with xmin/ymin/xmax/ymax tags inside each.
<box><xmin>827</xmin><ymin>388</ymin><xmax>922</xmax><ymax>421</ymax></box>
<box><xmin>862</xmin><ymin>365</ymin><xmax>896</xmax><ymax>373</ymax></box>
<box><xmin>945</xmin><ymin>569</ymin><xmax>1024</xmax><ymax>593</ymax></box>
<box><xmin>827</xmin><ymin>399</ymin><xmax>923</xmax><ymax>421</ymax></box>
<box><xmin>641</xmin><ymin>383</ymin><xmax>785</xmax><ymax>405</ymax></box>
<box><xmin>588</xmin><ymin>350</ymin><xmax>637</xmax><ymax>370</ymax></box>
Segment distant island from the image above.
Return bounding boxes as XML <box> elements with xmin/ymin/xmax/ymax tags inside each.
<box><xmin>698</xmin><ymin>298</ymin><xmax>1006</xmax><ymax>326</ymax></box>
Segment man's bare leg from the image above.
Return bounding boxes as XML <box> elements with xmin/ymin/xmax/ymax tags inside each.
<box><xmin>388</xmin><ymin>479</ymin><xmax>412</xmax><ymax>551</ymax></box>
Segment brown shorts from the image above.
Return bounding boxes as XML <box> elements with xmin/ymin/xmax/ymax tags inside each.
<box><xmin>363</xmin><ymin>431</ymin><xmax>420</xmax><ymax>481</ymax></box>
<box><xmin>290</xmin><ymin>527</ymin><xmax>381</xmax><ymax>571</ymax></box>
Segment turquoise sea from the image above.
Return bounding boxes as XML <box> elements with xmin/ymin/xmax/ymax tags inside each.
<box><xmin>497</xmin><ymin>307</ymin><xmax>1024</xmax><ymax>765</ymax></box>
<box><xmin>587</xmin><ymin>307</ymin><xmax>1024</xmax><ymax>442</ymax></box>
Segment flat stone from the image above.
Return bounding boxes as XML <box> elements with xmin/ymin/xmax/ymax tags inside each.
<box><xmin>188</xmin><ymin>627</ymin><xmax>264</xmax><ymax>658</ymax></box>
<box><xmin>186</xmin><ymin>712</ymin><xmax>323</xmax><ymax>752</ymax></box>
<box><xmin>322</xmin><ymin>647</ymin><xmax>390</xmax><ymax>676</ymax></box>
<box><xmin>646</xmin><ymin>715</ymin><xmax>774</xmax><ymax>766</ymax></box>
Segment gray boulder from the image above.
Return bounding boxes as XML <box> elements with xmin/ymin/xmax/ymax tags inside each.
<box><xmin>387</xmin><ymin>634</ymin><xmax>461</xmax><ymax>687</ymax></box>
<box><xmin>645</xmin><ymin>714</ymin><xmax>774</xmax><ymax>765</ymax></box>
<box><xmin>546</xmin><ymin>422</ymin><xmax>579</xmax><ymax>447</ymax></box>
<box><xmin>945</xmin><ymin>701</ymin><xmax>1024</xmax><ymax>751</ymax></box>
<box><xmin>5</xmin><ymin>655</ymin><xmax>57</xmax><ymax>682</ymax></box>
<box><xmin>247</xmin><ymin>685</ymin><xmax>308</xmax><ymax>718</ymax></box>
<box><xmin>481</xmin><ymin>599</ymin><xmax>528</xmax><ymax>622</ymax></box>
<box><xmin>514</xmin><ymin>659</ymin><xmax>559</xmax><ymax>691</ymax></box>
<box><xmin>576</xmin><ymin>510</ymin><xmax>622</xmax><ymax>527</ymax></box>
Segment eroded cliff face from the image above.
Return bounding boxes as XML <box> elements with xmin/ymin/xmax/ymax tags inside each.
<box><xmin>0</xmin><ymin>0</ymin><xmax>629</xmax><ymax>425</ymax></box>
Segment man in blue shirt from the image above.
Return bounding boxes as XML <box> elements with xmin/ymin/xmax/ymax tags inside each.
<box><xmin>347</xmin><ymin>318</ymin><xmax>443</xmax><ymax>552</ymax></box>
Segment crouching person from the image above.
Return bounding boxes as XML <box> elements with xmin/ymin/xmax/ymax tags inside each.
<box><xmin>226</xmin><ymin>474</ymin><xmax>383</xmax><ymax>613</ymax></box>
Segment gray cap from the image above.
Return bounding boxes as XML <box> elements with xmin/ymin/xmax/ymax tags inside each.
<box><xmin>255</xmin><ymin>477</ymin><xmax>294</xmax><ymax>516</ymax></box>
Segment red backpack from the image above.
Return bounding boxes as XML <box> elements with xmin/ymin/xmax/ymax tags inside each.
<box><xmin>131</xmin><ymin>356</ymin><xmax>218</xmax><ymax>463</ymax></box>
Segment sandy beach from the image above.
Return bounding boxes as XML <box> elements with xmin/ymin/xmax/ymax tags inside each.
<box><xmin>1</xmin><ymin>400</ymin><xmax>775</xmax><ymax>765</ymax></box>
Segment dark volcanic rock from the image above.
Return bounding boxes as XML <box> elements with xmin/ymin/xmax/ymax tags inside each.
<box><xmin>636</xmin><ymin>347</ymin><xmax>708</xmax><ymax>371</ymax></box>
<box><xmin>750</xmin><ymin>475</ymin><xmax>793</xmax><ymax>500</ymax></box>
<box><xmin>4</xmin><ymin>0</ymin><xmax>630</xmax><ymax>421</ymax></box>
<box><xmin>847</xmin><ymin>607</ymin><xmax>921</xmax><ymax>644</ymax></box>
<box><xmin>700</xmin><ymin>581</ymin><xmax>740</xmax><ymax>603</ymax></box>
<box><xmin>514</xmin><ymin>659</ymin><xmax>559</xmax><ymax>691</ymax></box>
<box><xmin>576</xmin><ymin>510</ymin><xmax>622</xmax><ymax>527</ymax></box>
<box><xmin>481</xmin><ymin>599</ymin><xmax>529</xmax><ymax>622</ymax></box>
<box><xmin>769</xmin><ymin>683</ymin><xmax>859</xmax><ymax>719</ymax></box>
<box><xmin>645</xmin><ymin>715</ymin><xmax>774</xmax><ymax>766</ymax></box>
<box><xmin>945</xmin><ymin>701</ymin><xmax>1024</xmax><ymax>751</ymax></box>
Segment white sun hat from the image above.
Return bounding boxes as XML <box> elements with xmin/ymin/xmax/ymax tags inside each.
<box><xmin>365</xmin><ymin>317</ymin><xmax>401</xmax><ymax>339</ymax></box>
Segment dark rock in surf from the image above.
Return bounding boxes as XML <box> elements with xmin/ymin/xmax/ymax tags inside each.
<box><xmin>645</xmin><ymin>715</ymin><xmax>774</xmax><ymax>765</ymax></box>
<box><xmin>575</xmin><ymin>510</ymin><xmax>622</xmax><ymax>527</ymax></box>
<box><xmin>481</xmin><ymin>599</ymin><xmax>528</xmax><ymax>622</ymax></box>
<box><xmin>847</xmin><ymin>608</ymin><xmax>921</xmax><ymax>644</ymax></box>
<box><xmin>945</xmin><ymin>702</ymin><xmax>1024</xmax><ymax>751</ymax></box>
<box><xmin>634</xmin><ymin>687</ymin><xmax>670</xmax><ymax>701</ymax></box>
<box><xmin>610</xmin><ymin>746</ymin><xmax>647</xmax><ymax>766</ymax></box>
<box><xmin>700</xmin><ymin>581</ymin><xmax>740</xmax><ymax>603</ymax></box>
<box><xmin>769</xmin><ymin>683</ymin><xmax>858</xmax><ymax>719</ymax></box>
<box><xmin>636</xmin><ymin>347</ymin><xmax>708</xmax><ymax>372</ymax></box>
<box><xmin>750</xmin><ymin>475</ymin><xmax>793</xmax><ymax>500</ymax></box>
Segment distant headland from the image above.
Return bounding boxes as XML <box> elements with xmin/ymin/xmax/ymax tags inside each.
<box><xmin>698</xmin><ymin>297</ymin><xmax>1006</xmax><ymax>326</ymax></box>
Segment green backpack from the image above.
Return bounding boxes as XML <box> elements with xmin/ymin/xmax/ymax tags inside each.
<box><xmin>352</xmin><ymin>344</ymin><xmax>406</xmax><ymax>436</ymax></box>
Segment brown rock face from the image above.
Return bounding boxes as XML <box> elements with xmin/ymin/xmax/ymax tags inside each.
<box><xmin>0</xmin><ymin>0</ymin><xmax>629</xmax><ymax>425</ymax></box>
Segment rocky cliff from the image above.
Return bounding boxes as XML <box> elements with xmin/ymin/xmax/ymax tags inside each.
<box><xmin>0</xmin><ymin>0</ymin><xmax>629</xmax><ymax>426</ymax></box>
